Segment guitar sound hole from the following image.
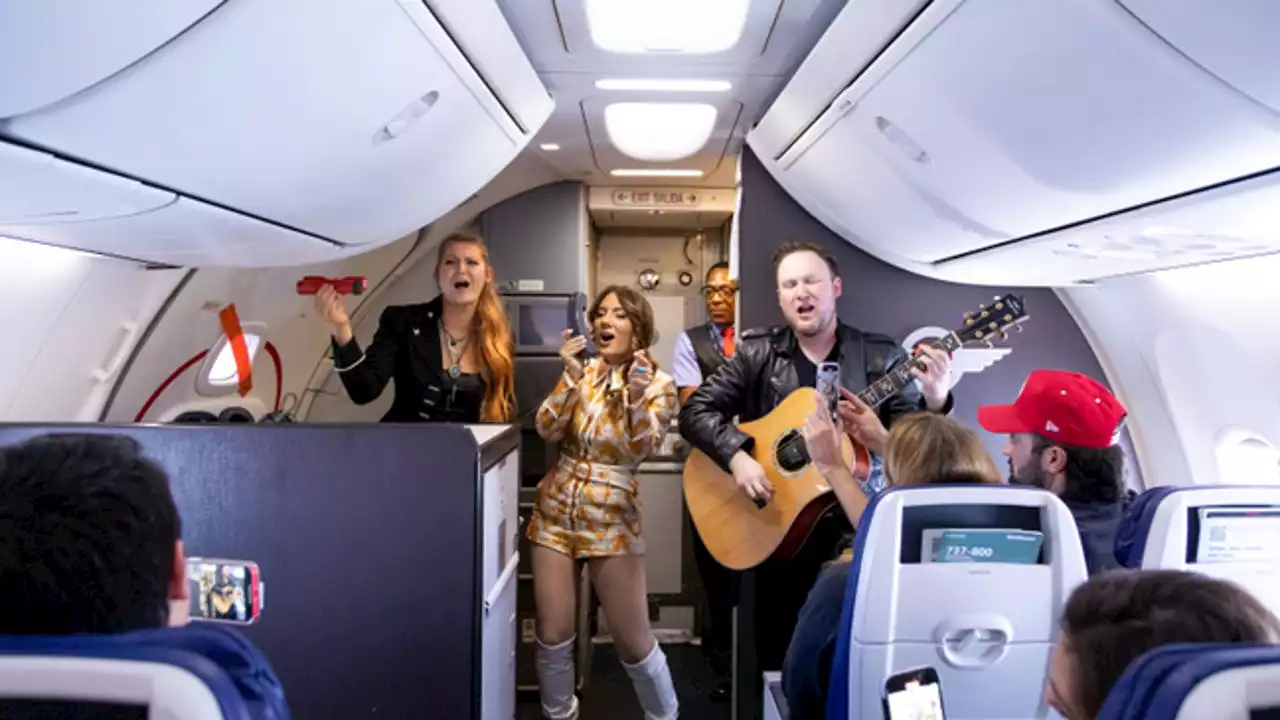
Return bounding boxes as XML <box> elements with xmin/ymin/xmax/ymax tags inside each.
<box><xmin>775</xmin><ymin>429</ymin><xmax>810</xmax><ymax>473</ymax></box>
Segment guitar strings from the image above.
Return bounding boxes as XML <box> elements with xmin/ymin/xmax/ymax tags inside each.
<box><xmin>780</xmin><ymin>333</ymin><xmax>955</xmax><ymax>455</ymax></box>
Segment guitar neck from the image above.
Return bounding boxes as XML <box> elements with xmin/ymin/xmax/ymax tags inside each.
<box><xmin>855</xmin><ymin>333</ymin><xmax>962</xmax><ymax>409</ymax></box>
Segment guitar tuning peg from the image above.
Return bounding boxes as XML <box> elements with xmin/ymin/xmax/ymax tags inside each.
<box><xmin>984</xmin><ymin>340</ymin><xmax>994</xmax><ymax>349</ymax></box>
<box><xmin>1015</xmin><ymin>325</ymin><xmax>1023</xmax><ymax>333</ymax></box>
<box><xmin>993</xmin><ymin>295</ymin><xmax>1002</xmax><ymax>301</ymax></box>
<box><xmin>1000</xmin><ymin>331</ymin><xmax>1009</xmax><ymax>341</ymax></box>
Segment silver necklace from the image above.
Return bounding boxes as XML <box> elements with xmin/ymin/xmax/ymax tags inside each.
<box><xmin>440</xmin><ymin>321</ymin><xmax>467</xmax><ymax>378</ymax></box>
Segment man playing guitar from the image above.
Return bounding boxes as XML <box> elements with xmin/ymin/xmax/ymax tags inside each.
<box><xmin>677</xmin><ymin>241</ymin><xmax>955</xmax><ymax>675</ymax></box>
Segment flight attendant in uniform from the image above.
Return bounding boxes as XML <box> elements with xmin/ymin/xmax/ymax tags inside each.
<box><xmin>670</xmin><ymin>261</ymin><xmax>738</xmax><ymax>702</ymax></box>
<box><xmin>314</xmin><ymin>232</ymin><xmax>516</xmax><ymax>424</ymax></box>
<box><xmin>527</xmin><ymin>285</ymin><xmax>680</xmax><ymax>720</ymax></box>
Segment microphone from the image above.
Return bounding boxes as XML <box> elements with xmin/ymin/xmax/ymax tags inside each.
<box><xmin>296</xmin><ymin>276</ymin><xmax>367</xmax><ymax>296</ymax></box>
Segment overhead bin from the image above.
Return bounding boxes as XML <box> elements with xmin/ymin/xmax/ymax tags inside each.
<box><xmin>0</xmin><ymin>193</ymin><xmax>341</xmax><ymax>269</ymax></box>
<box><xmin>0</xmin><ymin>140</ymin><xmax>338</xmax><ymax>267</ymax></box>
<box><xmin>749</xmin><ymin>0</ymin><xmax>1280</xmax><ymax>267</ymax></box>
<box><xmin>422</xmin><ymin>0</ymin><xmax>555</xmax><ymax>135</ymax></box>
<box><xmin>0</xmin><ymin>142</ymin><xmax>175</xmax><ymax>225</ymax></box>
<box><xmin>1</xmin><ymin>0</ymin><xmax>551</xmax><ymax>255</ymax></box>
<box><xmin>934</xmin><ymin>169</ymin><xmax>1280</xmax><ymax>285</ymax></box>
<box><xmin>1119</xmin><ymin>0</ymin><xmax>1280</xmax><ymax>115</ymax></box>
<box><xmin>0</xmin><ymin>0</ymin><xmax>224</xmax><ymax>118</ymax></box>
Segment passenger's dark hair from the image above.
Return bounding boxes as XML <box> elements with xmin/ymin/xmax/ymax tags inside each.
<box><xmin>771</xmin><ymin>241</ymin><xmax>839</xmax><ymax>279</ymax></box>
<box><xmin>1032</xmin><ymin>433</ymin><xmax>1124</xmax><ymax>505</ymax></box>
<box><xmin>0</xmin><ymin>434</ymin><xmax>182</xmax><ymax>634</ymax></box>
<box><xmin>706</xmin><ymin>261</ymin><xmax>730</xmax><ymax>281</ymax></box>
<box><xmin>1060</xmin><ymin>569</ymin><xmax>1280</xmax><ymax>719</ymax></box>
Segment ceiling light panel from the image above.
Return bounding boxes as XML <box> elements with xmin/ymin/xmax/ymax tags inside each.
<box><xmin>605</xmin><ymin>103</ymin><xmax>718</xmax><ymax>162</ymax></box>
<box><xmin>595</xmin><ymin>79</ymin><xmax>733</xmax><ymax>92</ymax></box>
<box><xmin>584</xmin><ymin>0</ymin><xmax>750</xmax><ymax>55</ymax></box>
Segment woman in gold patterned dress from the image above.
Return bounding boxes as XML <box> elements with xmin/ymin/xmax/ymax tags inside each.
<box><xmin>526</xmin><ymin>285</ymin><xmax>679</xmax><ymax>720</ymax></box>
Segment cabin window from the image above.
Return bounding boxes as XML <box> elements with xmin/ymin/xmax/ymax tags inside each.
<box><xmin>1215</xmin><ymin>428</ymin><xmax>1280</xmax><ymax>485</ymax></box>
<box><xmin>196</xmin><ymin>322</ymin><xmax>267</xmax><ymax>397</ymax></box>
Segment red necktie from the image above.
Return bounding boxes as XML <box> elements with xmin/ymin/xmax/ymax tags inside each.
<box><xmin>723</xmin><ymin>327</ymin><xmax>735</xmax><ymax>357</ymax></box>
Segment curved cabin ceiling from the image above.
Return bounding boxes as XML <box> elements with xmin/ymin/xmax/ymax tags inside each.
<box><xmin>495</xmin><ymin>0</ymin><xmax>847</xmax><ymax>187</ymax></box>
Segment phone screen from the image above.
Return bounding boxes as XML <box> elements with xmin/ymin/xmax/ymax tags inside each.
<box><xmin>816</xmin><ymin>362</ymin><xmax>841</xmax><ymax>416</ymax></box>
<box><xmin>883</xmin><ymin>667</ymin><xmax>945</xmax><ymax>720</ymax></box>
<box><xmin>187</xmin><ymin>557</ymin><xmax>262</xmax><ymax>625</ymax></box>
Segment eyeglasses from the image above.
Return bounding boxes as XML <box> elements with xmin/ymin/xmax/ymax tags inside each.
<box><xmin>701</xmin><ymin>285</ymin><xmax>737</xmax><ymax>299</ymax></box>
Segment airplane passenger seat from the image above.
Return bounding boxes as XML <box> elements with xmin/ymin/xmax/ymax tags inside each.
<box><xmin>217</xmin><ymin>407</ymin><xmax>256</xmax><ymax>424</ymax></box>
<box><xmin>0</xmin><ymin>623</ymin><xmax>290</xmax><ymax>718</ymax></box>
<box><xmin>1097</xmin><ymin>644</ymin><xmax>1280</xmax><ymax>720</ymax></box>
<box><xmin>173</xmin><ymin>411</ymin><xmax>221</xmax><ymax>424</ymax></box>
<box><xmin>171</xmin><ymin>408</ymin><xmax>259</xmax><ymax>424</ymax></box>
<box><xmin>823</xmin><ymin>485</ymin><xmax>1087</xmax><ymax>720</ymax></box>
<box><xmin>1114</xmin><ymin>486</ymin><xmax>1280</xmax><ymax>614</ymax></box>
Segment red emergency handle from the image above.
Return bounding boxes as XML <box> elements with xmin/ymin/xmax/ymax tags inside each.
<box><xmin>296</xmin><ymin>275</ymin><xmax>367</xmax><ymax>296</ymax></box>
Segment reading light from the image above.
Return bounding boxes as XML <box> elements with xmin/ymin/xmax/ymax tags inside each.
<box><xmin>595</xmin><ymin>79</ymin><xmax>732</xmax><ymax>92</ymax></box>
<box><xmin>539</xmin><ymin>143</ymin><xmax>561</xmax><ymax>151</ymax></box>
<box><xmin>610</xmin><ymin>169</ymin><xmax>704</xmax><ymax>177</ymax></box>
<box><xmin>584</xmin><ymin>0</ymin><xmax>749</xmax><ymax>54</ymax></box>
<box><xmin>605</xmin><ymin>102</ymin><xmax>717</xmax><ymax>162</ymax></box>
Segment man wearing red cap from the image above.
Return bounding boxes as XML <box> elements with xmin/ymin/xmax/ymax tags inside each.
<box><xmin>977</xmin><ymin>369</ymin><xmax>1129</xmax><ymax>576</ymax></box>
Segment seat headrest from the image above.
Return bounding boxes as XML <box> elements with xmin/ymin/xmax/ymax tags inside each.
<box><xmin>1113</xmin><ymin>486</ymin><xmax>1183</xmax><ymax>567</ymax></box>
<box><xmin>0</xmin><ymin>624</ymin><xmax>289</xmax><ymax>720</ymax></box>
<box><xmin>1098</xmin><ymin>644</ymin><xmax>1280</xmax><ymax>720</ymax></box>
<box><xmin>218</xmin><ymin>407</ymin><xmax>256</xmax><ymax>424</ymax></box>
<box><xmin>173</xmin><ymin>411</ymin><xmax>221</xmax><ymax>424</ymax></box>
<box><xmin>1114</xmin><ymin>485</ymin><xmax>1280</xmax><ymax>568</ymax></box>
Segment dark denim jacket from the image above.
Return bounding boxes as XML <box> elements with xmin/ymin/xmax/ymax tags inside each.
<box><xmin>781</xmin><ymin>561</ymin><xmax>851</xmax><ymax>720</ymax></box>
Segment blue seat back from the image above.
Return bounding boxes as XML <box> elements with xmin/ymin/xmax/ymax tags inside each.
<box><xmin>1114</xmin><ymin>485</ymin><xmax>1280</xmax><ymax>613</ymax></box>
<box><xmin>1098</xmin><ymin>644</ymin><xmax>1280</xmax><ymax>720</ymax></box>
<box><xmin>826</xmin><ymin>485</ymin><xmax>1088</xmax><ymax>720</ymax></box>
<box><xmin>0</xmin><ymin>624</ymin><xmax>288</xmax><ymax>720</ymax></box>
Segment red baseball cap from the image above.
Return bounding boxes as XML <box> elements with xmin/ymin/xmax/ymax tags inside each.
<box><xmin>977</xmin><ymin>370</ymin><xmax>1127</xmax><ymax>449</ymax></box>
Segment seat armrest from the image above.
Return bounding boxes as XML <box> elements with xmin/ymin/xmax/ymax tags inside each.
<box><xmin>763</xmin><ymin>671</ymin><xmax>790</xmax><ymax>720</ymax></box>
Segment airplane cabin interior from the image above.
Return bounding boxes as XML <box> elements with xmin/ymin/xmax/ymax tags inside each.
<box><xmin>1</xmin><ymin>1</ymin><xmax>1280</xmax><ymax>719</ymax></box>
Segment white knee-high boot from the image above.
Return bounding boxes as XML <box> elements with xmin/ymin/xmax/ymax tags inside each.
<box><xmin>535</xmin><ymin>636</ymin><xmax>579</xmax><ymax>720</ymax></box>
<box><xmin>622</xmin><ymin>642</ymin><xmax>679</xmax><ymax>720</ymax></box>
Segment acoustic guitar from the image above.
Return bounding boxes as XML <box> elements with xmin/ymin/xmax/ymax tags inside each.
<box><xmin>683</xmin><ymin>294</ymin><xmax>1029</xmax><ymax>570</ymax></box>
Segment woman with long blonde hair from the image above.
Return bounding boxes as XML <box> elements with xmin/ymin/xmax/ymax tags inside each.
<box><xmin>527</xmin><ymin>285</ymin><xmax>680</xmax><ymax>720</ymax></box>
<box><xmin>783</xmin><ymin>406</ymin><xmax>1002</xmax><ymax>720</ymax></box>
<box><xmin>316</xmin><ymin>232</ymin><xmax>515</xmax><ymax>423</ymax></box>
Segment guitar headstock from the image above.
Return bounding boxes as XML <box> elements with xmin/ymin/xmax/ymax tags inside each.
<box><xmin>954</xmin><ymin>294</ymin><xmax>1029</xmax><ymax>348</ymax></box>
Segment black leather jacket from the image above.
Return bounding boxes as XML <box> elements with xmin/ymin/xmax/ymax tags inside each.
<box><xmin>330</xmin><ymin>296</ymin><xmax>487</xmax><ymax>423</ymax></box>
<box><xmin>678</xmin><ymin>322</ymin><xmax>952</xmax><ymax>472</ymax></box>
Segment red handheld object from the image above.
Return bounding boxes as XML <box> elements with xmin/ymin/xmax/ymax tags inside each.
<box><xmin>297</xmin><ymin>275</ymin><xmax>367</xmax><ymax>296</ymax></box>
